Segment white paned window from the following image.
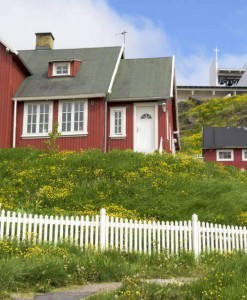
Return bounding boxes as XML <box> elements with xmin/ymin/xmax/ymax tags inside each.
<box><xmin>23</xmin><ymin>102</ymin><xmax>53</xmax><ymax>136</ymax></box>
<box><xmin>110</xmin><ymin>107</ymin><xmax>126</xmax><ymax>137</ymax></box>
<box><xmin>53</xmin><ymin>62</ymin><xmax>70</xmax><ymax>76</ymax></box>
<box><xmin>242</xmin><ymin>149</ymin><xmax>247</xmax><ymax>161</ymax></box>
<box><xmin>216</xmin><ymin>149</ymin><xmax>234</xmax><ymax>161</ymax></box>
<box><xmin>58</xmin><ymin>100</ymin><xmax>88</xmax><ymax>135</ymax></box>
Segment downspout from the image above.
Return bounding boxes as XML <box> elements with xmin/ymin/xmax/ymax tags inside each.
<box><xmin>12</xmin><ymin>99</ymin><xmax>17</xmax><ymax>148</ymax></box>
<box><xmin>104</xmin><ymin>100</ymin><xmax>107</xmax><ymax>153</ymax></box>
<box><xmin>105</xmin><ymin>45</ymin><xmax>124</xmax><ymax>153</ymax></box>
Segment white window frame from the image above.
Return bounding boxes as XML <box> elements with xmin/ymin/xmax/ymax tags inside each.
<box><xmin>22</xmin><ymin>102</ymin><xmax>53</xmax><ymax>137</ymax></box>
<box><xmin>242</xmin><ymin>149</ymin><xmax>247</xmax><ymax>161</ymax></box>
<box><xmin>52</xmin><ymin>62</ymin><xmax>71</xmax><ymax>76</ymax></box>
<box><xmin>58</xmin><ymin>100</ymin><xmax>88</xmax><ymax>136</ymax></box>
<box><xmin>216</xmin><ymin>149</ymin><xmax>234</xmax><ymax>161</ymax></box>
<box><xmin>110</xmin><ymin>107</ymin><xmax>126</xmax><ymax>138</ymax></box>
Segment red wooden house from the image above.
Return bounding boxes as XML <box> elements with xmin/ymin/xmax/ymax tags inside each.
<box><xmin>1</xmin><ymin>32</ymin><xmax>180</xmax><ymax>153</ymax></box>
<box><xmin>203</xmin><ymin>126</ymin><xmax>247</xmax><ymax>169</ymax></box>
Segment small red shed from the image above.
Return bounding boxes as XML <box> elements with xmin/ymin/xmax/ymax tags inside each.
<box><xmin>203</xmin><ymin>126</ymin><xmax>247</xmax><ymax>169</ymax></box>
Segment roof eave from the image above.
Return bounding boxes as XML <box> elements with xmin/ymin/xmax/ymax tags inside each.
<box><xmin>13</xmin><ymin>93</ymin><xmax>106</xmax><ymax>101</ymax></box>
<box><xmin>108</xmin><ymin>96</ymin><xmax>171</xmax><ymax>102</ymax></box>
<box><xmin>0</xmin><ymin>38</ymin><xmax>31</xmax><ymax>75</ymax></box>
<box><xmin>204</xmin><ymin>146</ymin><xmax>247</xmax><ymax>150</ymax></box>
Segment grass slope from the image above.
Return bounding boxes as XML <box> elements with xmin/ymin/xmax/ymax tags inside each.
<box><xmin>0</xmin><ymin>148</ymin><xmax>247</xmax><ymax>225</ymax></box>
<box><xmin>178</xmin><ymin>94</ymin><xmax>247</xmax><ymax>154</ymax></box>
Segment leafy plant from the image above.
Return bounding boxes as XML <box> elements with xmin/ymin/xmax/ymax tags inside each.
<box><xmin>43</xmin><ymin>123</ymin><xmax>61</xmax><ymax>154</ymax></box>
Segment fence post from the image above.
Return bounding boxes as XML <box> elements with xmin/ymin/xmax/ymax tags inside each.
<box><xmin>192</xmin><ymin>214</ymin><xmax>200</xmax><ymax>259</ymax></box>
<box><xmin>100</xmin><ymin>208</ymin><xmax>106</xmax><ymax>250</ymax></box>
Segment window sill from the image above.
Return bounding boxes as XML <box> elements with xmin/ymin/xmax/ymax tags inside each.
<box><xmin>21</xmin><ymin>135</ymin><xmax>50</xmax><ymax>139</ymax></box>
<box><xmin>51</xmin><ymin>75</ymin><xmax>72</xmax><ymax>78</ymax></box>
<box><xmin>59</xmin><ymin>133</ymin><xmax>88</xmax><ymax>137</ymax></box>
<box><xmin>216</xmin><ymin>159</ymin><xmax>234</xmax><ymax>162</ymax></box>
<box><xmin>109</xmin><ymin>135</ymin><xmax>127</xmax><ymax>139</ymax></box>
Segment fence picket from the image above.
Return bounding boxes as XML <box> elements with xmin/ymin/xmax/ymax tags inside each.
<box><xmin>134</xmin><ymin>220</ymin><xmax>138</xmax><ymax>252</ymax></box>
<box><xmin>129</xmin><ymin>219</ymin><xmax>133</xmax><ymax>252</ymax></box>
<box><xmin>79</xmin><ymin>216</ymin><xmax>84</xmax><ymax>248</ymax></box>
<box><xmin>166</xmin><ymin>221</ymin><xmax>170</xmax><ymax>254</ymax></box>
<box><xmin>0</xmin><ymin>210</ymin><xmax>5</xmax><ymax>239</ymax></box>
<box><xmin>148</xmin><ymin>221</ymin><xmax>152</xmax><ymax>255</ymax></box>
<box><xmin>124</xmin><ymin>218</ymin><xmax>128</xmax><ymax>252</ymax></box>
<box><xmin>138</xmin><ymin>220</ymin><xmax>143</xmax><ymax>253</ymax></box>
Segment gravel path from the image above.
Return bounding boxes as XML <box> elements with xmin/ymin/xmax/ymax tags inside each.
<box><xmin>33</xmin><ymin>283</ymin><xmax>121</xmax><ymax>300</ymax></box>
<box><xmin>11</xmin><ymin>277</ymin><xmax>197</xmax><ymax>300</ymax></box>
<box><xmin>10</xmin><ymin>283</ymin><xmax>121</xmax><ymax>300</ymax></box>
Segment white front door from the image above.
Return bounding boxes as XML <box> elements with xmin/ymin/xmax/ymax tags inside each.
<box><xmin>134</xmin><ymin>104</ymin><xmax>157</xmax><ymax>153</ymax></box>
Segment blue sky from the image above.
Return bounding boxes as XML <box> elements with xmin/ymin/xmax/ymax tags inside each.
<box><xmin>1</xmin><ymin>0</ymin><xmax>247</xmax><ymax>85</ymax></box>
<box><xmin>108</xmin><ymin>0</ymin><xmax>247</xmax><ymax>57</ymax></box>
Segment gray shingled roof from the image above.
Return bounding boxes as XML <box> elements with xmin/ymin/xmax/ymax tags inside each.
<box><xmin>203</xmin><ymin>127</ymin><xmax>247</xmax><ymax>149</ymax></box>
<box><xmin>109</xmin><ymin>57</ymin><xmax>173</xmax><ymax>101</ymax></box>
<box><xmin>14</xmin><ymin>47</ymin><xmax>122</xmax><ymax>99</ymax></box>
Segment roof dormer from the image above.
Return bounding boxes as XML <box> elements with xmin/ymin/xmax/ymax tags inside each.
<box><xmin>48</xmin><ymin>60</ymin><xmax>81</xmax><ymax>78</ymax></box>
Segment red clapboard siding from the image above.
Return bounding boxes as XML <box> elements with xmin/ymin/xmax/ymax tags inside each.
<box><xmin>16</xmin><ymin>98</ymin><xmax>106</xmax><ymax>151</ymax></box>
<box><xmin>107</xmin><ymin>102</ymin><xmax>133</xmax><ymax>151</ymax></box>
<box><xmin>205</xmin><ymin>149</ymin><xmax>247</xmax><ymax>169</ymax></box>
<box><xmin>0</xmin><ymin>43</ymin><xmax>27</xmax><ymax>148</ymax></box>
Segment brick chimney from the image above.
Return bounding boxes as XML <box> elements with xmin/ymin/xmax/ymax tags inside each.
<box><xmin>35</xmin><ymin>32</ymin><xmax>55</xmax><ymax>50</ymax></box>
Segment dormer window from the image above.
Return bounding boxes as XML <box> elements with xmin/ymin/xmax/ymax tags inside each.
<box><xmin>52</xmin><ymin>62</ymin><xmax>71</xmax><ymax>76</ymax></box>
<box><xmin>48</xmin><ymin>60</ymin><xmax>81</xmax><ymax>78</ymax></box>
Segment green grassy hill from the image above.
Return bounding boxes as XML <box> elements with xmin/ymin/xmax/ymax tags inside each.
<box><xmin>178</xmin><ymin>94</ymin><xmax>247</xmax><ymax>154</ymax></box>
<box><xmin>0</xmin><ymin>148</ymin><xmax>247</xmax><ymax>225</ymax></box>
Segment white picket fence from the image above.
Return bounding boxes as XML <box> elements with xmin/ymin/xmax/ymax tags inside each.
<box><xmin>0</xmin><ymin>208</ymin><xmax>247</xmax><ymax>257</ymax></box>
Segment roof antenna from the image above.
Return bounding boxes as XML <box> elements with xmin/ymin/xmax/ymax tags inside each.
<box><xmin>116</xmin><ymin>30</ymin><xmax>127</xmax><ymax>46</ymax></box>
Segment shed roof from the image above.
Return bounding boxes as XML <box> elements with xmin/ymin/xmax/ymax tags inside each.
<box><xmin>14</xmin><ymin>46</ymin><xmax>122</xmax><ymax>99</ymax></box>
<box><xmin>203</xmin><ymin>126</ymin><xmax>247</xmax><ymax>149</ymax></box>
<box><xmin>109</xmin><ymin>57</ymin><xmax>174</xmax><ymax>101</ymax></box>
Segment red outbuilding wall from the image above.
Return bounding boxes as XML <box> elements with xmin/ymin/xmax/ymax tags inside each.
<box><xmin>204</xmin><ymin>149</ymin><xmax>247</xmax><ymax>169</ymax></box>
<box><xmin>0</xmin><ymin>43</ymin><xmax>27</xmax><ymax>148</ymax></box>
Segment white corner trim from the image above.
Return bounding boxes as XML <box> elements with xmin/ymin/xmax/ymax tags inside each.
<box><xmin>12</xmin><ymin>99</ymin><xmax>17</xmax><ymax>148</ymax></box>
<box><xmin>107</xmin><ymin>45</ymin><xmax>124</xmax><ymax>94</ymax></box>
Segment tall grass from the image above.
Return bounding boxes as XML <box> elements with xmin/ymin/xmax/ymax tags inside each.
<box><xmin>89</xmin><ymin>253</ymin><xmax>247</xmax><ymax>300</ymax></box>
<box><xmin>0</xmin><ymin>148</ymin><xmax>247</xmax><ymax>225</ymax></box>
<box><xmin>0</xmin><ymin>239</ymin><xmax>196</xmax><ymax>298</ymax></box>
